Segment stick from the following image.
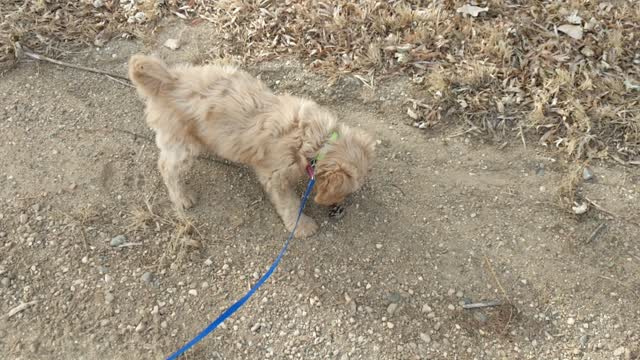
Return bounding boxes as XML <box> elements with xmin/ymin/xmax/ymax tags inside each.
<box><xmin>518</xmin><ymin>125</ymin><xmax>527</xmax><ymax>150</ymax></box>
<box><xmin>462</xmin><ymin>300</ymin><xmax>502</xmax><ymax>309</ymax></box>
<box><xmin>586</xmin><ymin>223</ymin><xmax>607</xmax><ymax>244</ymax></box>
<box><xmin>19</xmin><ymin>45</ymin><xmax>131</xmax><ymax>81</ymax></box>
<box><xmin>584</xmin><ymin>197</ymin><xmax>619</xmax><ymax>218</ymax></box>
<box><xmin>4</xmin><ymin>301</ymin><xmax>38</xmax><ymax>319</ymax></box>
<box><xmin>107</xmin><ymin>75</ymin><xmax>135</xmax><ymax>88</ymax></box>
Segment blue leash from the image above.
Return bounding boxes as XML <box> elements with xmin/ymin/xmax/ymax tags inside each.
<box><xmin>166</xmin><ymin>176</ymin><xmax>316</xmax><ymax>360</ymax></box>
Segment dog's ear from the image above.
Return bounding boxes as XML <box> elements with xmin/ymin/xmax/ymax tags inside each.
<box><xmin>314</xmin><ymin>163</ymin><xmax>355</xmax><ymax>205</ymax></box>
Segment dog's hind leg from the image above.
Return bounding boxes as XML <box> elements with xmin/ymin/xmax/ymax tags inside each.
<box><xmin>158</xmin><ymin>142</ymin><xmax>197</xmax><ymax>211</ymax></box>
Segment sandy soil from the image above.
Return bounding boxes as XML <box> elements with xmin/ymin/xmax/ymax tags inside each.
<box><xmin>1</xmin><ymin>23</ymin><xmax>639</xmax><ymax>360</ymax></box>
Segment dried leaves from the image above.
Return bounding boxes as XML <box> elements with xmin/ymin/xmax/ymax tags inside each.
<box><xmin>2</xmin><ymin>0</ymin><xmax>640</xmax><ymax>162</ymax></box>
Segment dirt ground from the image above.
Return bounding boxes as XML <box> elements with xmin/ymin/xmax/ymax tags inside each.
<box><xmin>1</xmin><ymin>23</ymin><xmax>639</xmax><ymax>360</ymax></box>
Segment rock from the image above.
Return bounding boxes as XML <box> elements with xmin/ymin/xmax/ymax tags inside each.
<box><xmin>0</xmin><ymin>232</ymin><xmax>6</xmax><ymax>238</ymax></box>
<box><xmin>134</xmin><ymin>12</ymin><xmax>146</xmax><ymax>23</ymax></box>
<box><xmin>105</xmin><ymin>292</ymin><xmax>114</xmax><ymax>304</ymax></box>
<box><xmin>387</xmin><ymin>303</ymin><xmax>399</xmax><ymax>316</ymax></box>
<box><xmin>386</xmin><ymin>292</ymin><xmax>401</xmax><ymax>303</ymax></box>
<box><xmin>110</xmin><ymin>235</ymin><xmax>126</xmax><ymax>247</ymax></box>
<box><xmin>135</xmin><ymin>322</ymin><xmax>145</xmax><ymax>333</ymax></box>
<box><xmin>142</xmin><ymin>272</ymin><xmax>154</xmax><ymax>284</ymax></box>
<box><xmin>188</xmin><ymin>289</ymin><xmax>198</xmax><ymax>296</ymax></box>
<box><xmin>579</xmin><ymin>335</ymin><xmax>589</xmax><ymax>348</ymax></box>
<box><xmin>572</xmin><ymin>203</ymin><xmax>588</xmax><ymax>215</ymax></box>
<box><xmin>93</xmin><ymin>0</ymin><xmax>104</xmax><ymax>8</ymax></box>
<box><xmin>19</xmin><ymin>213</ymin><xmax>28</xmax><ymax>224</ymax></box>
<box><xmin>581</xmin><ymin>47</ymin><xmax>594</xmax><ymax>57</ymax></box>
<box><xmin>375</xmin><ymin>243</ymin><xmax>383</xmax><ymax>249</ymax></box>
<box><xmin>419</xmin><ymin>333</ymin><xmax>431</xmax><ymax>343</ymax></box>
<box><xmin>422</xmin><ymin>304</ymin><xmax>432</xmax><ymax>313</ymax></box>
<box><xmin>386</xmin><ymin>322</ymin><xmax>394</xmax><ymax>329</ymax></box>
<box><xmin>567</xmin><ymin>317</ymin><xmax>576</xmax><ymax>325</ymax></box>
<box><xmin>0</xmin><ymin>277</ymin><xmax>10</xmax><ymax>288</ymax></box>
<box><xmin>204</xmin><ymin>258</ymin><xmax>213</xmax><ymax>266</ymax></box>
<box><xmin>163</xmin><ymin>38</ymin><xmax>181</xmax><ymax>51</ymax></box>
<box><xmin>613</xmin><ymin>347</ymin><xmax>626</xmax><ymax>357</ymax></box>
<box><xmin>583</xmin><ymin>167</ymin><xmax>594</xmax><ymax>181</ymax></box>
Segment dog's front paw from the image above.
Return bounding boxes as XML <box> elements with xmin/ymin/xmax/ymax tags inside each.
<box><xmin>172</xmin><ymin>190</ymin><xmax>197</xmax><ymax>210</ymax></box>
<box><xmin>292</xmin><ymin>215</ymin><xmax>318</xmax><ymax>238</ymax></box>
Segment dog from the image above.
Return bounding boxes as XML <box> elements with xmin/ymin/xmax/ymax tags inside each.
<box><xmin>128</xmin><ymin>54</ymin><xmax>375</xmax><ymax>238</ymax></box>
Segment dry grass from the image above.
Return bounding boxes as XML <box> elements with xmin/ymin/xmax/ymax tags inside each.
<box><xmin>2</xmin><ymin>0</ymin><xmax>640</xmax><ymax>162</ymax></box>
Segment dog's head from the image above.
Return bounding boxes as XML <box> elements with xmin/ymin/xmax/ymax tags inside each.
<box><xmin>313</xmin><ymin>128</ymin><xmax>376</xmax><ymax>206</ymax></box>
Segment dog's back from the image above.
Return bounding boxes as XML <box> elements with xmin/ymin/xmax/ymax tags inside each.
<box><xmin>128</xmin><ymin>55</ymin><xmax>308</xmax><ymax>165</ymax></box>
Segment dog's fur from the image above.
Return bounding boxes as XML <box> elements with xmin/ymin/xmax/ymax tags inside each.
<box><xmin>128</xmin><ymin>54</ymin><xmax>375</xmax><ymax>238</ymax></box>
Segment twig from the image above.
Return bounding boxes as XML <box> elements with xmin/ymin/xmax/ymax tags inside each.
<box><xmin>107</xmin><ymin>75</ymin><xmax>135</xmax><ymax>88</ymax></box>
<box><xmin>391</xmin><ymin>184</ymin><xmax>405</xmax><ymax>196</ymax></box>
<box><xmin>518</xmin><ymin>125</ymin><xmax>527</xmax><ymax>150</ymax></box>
<box><xmin>584</xmin><ymin>197</ymin><xmax>619</xmax><ymax>218</ymax></box>
<box><xmin>483</xmin><ymin>256</ymin><xmax>510</xmax><ymax>303</ymax></box>
<box><xmin>19</xmin><ymin>45</ymin><xmax>130</xmax><ymax>82</ymax></box>
<box><xmin>483</xmin><ymin>256</ymin><xmax>514</xmax><ymax>334</ymax></box>
<box><xmin>4</xmin><ymin>301</ymin><xmax>38</xmax><ymax>319</ymax></box>
<box><xmin>586</xmin><ymin>223</ymin><xmax>607</xmax><ymax>244</ymax></box>
<box><xmin>462</xmin><ymin>300</ymin><xmax>502</xmax><ymax>310</ymax></box>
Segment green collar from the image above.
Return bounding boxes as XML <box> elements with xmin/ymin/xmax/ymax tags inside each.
<box><xmin>313</xmin><ymin>131</ymin><xmax>340</xmax><ymax>163</ymax></box>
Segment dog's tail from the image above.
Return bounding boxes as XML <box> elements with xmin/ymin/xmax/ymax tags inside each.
<box><xmin>128</xmin><ymin>54</ymin><xmax>176</xmax><ymax>98</ymax></box>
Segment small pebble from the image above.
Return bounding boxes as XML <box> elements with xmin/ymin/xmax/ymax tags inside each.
<box><xmin>204</xmin><ymin>258</ymin><xmax>213</xmax><ymax>266</ymax></box>
<box><xmin>419</xmin><ymin>333</ymin><xmax>431</xmax><ymax>343</ymax></box>
<box><xmin>387</xmin><ymin>303</ymin><xmax>398</xmax><ymax>316</ymax></box>
<box><xmin>447</xmin><ymin>304</ymin><xmax>455</xmax><ymax>311</ymax></box>
<box><xmin>0</xmin><ymin>277</ymin><xmax>10</xmax><ymax>288</ymax></box>
<box><xmin>422</xmin><ymin>304</ymin><xmax>432</xmax><ymax>313</ymax></box>
<box><xmin>386</xmin><ymin>322</ymin><xmax>394</xmax><ymax>329</ymax></box>
<box><xmin>19</xmin><ymin>214</ymin><xmax>28</xmax><ymax>224</ymax></box>
<box><xmin>583</xmin><ymin>167</ymin><xmax>594</xmax><ymax>181</ymax></box>
<box><xmin>105</xmin><ymin>292</ymin><xmax>114</xmax><ymax>304</ymax></box>
<box><xmin>142</xmin><ymin>272</ymin><xmax>154</xmax><ymax>284</ymax></box>
<box><xmin>163</xmin><ymin>38</ymin><xmax>181</xmax><ymax>50</ymax></box>
<box><xmin>110</xmin><ymin>235</ymin><xmax>126</xmax><ymax>247</ymax></box>
<box><xmin>188</xmin><ymin>289</ymin><xmax>198</xmax><ymax>296</ymax></box>
<box><xmin>375</xmin><ymin>244</ymin><xmax>383</xmax><ymax>249</ymax></box>
<box><xmin>613</xmin><ymin>347</ymin><xmax>626</xmax><ymax>357</ymax></box>
<box><xmin>135</xmin><ymin>322</ymin><xmax>145</xmax><ymax>333</ymax></box>
<box><xmin>567</xmin><ymin>317</ymin><xmax>576</xmax><ymax>325</ymax></box>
